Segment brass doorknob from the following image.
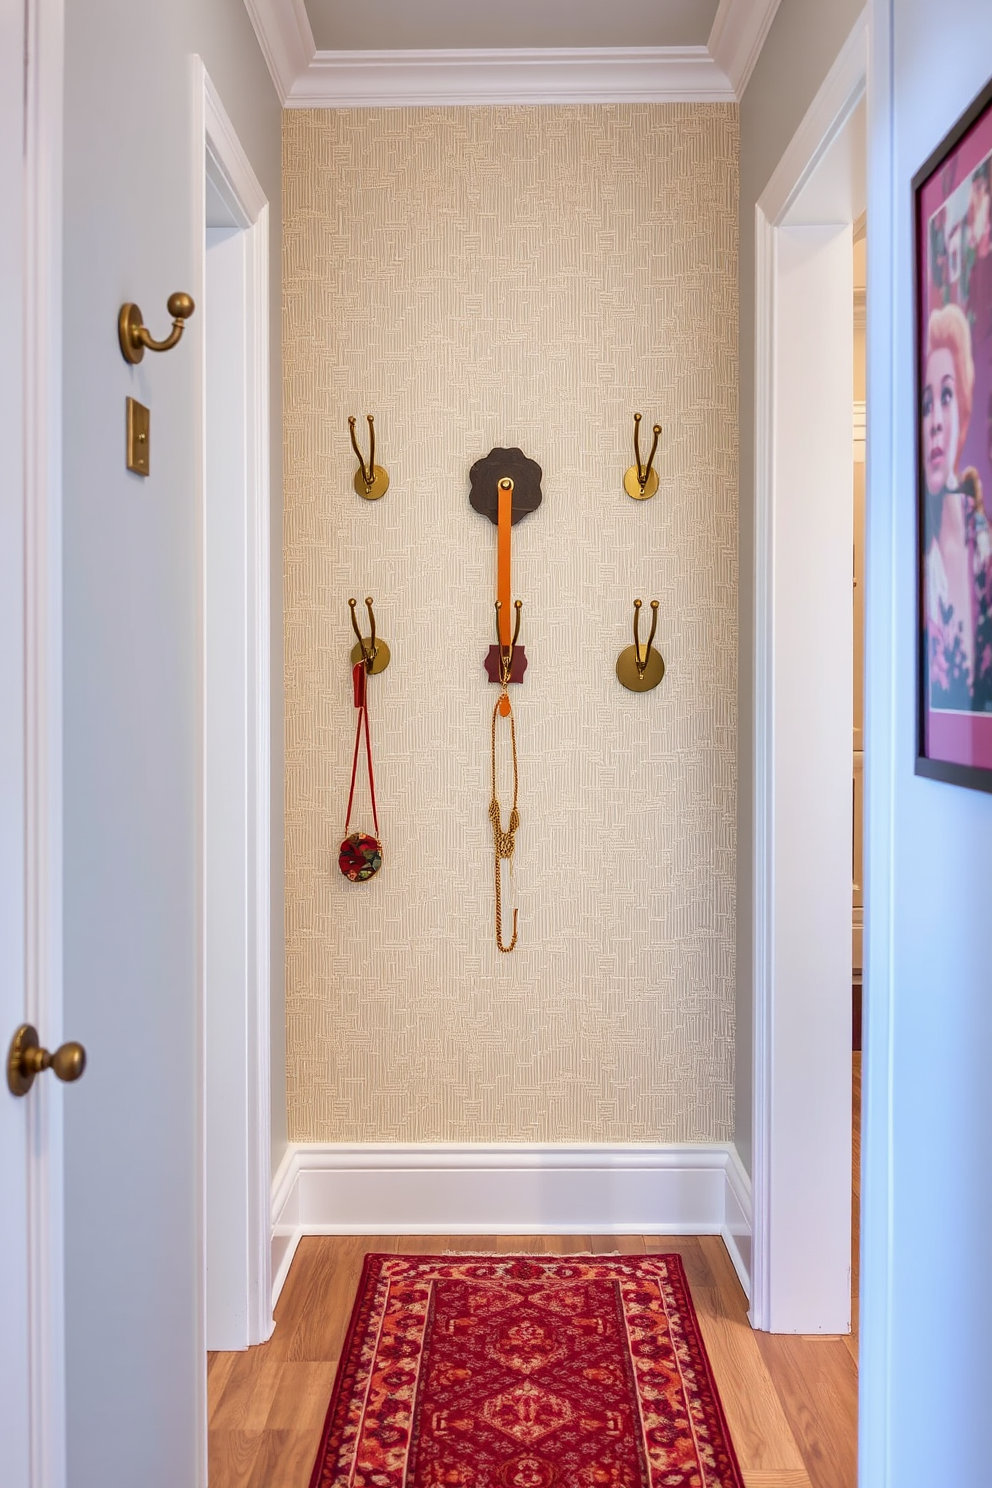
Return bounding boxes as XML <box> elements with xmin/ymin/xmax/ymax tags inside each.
<box><xmin>7</xmin><ymin>1024</ymin><xmax>87</xmax><ymax>1097</ymax></box>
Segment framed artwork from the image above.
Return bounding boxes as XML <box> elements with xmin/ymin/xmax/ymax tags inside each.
<box><xmin>915</xmin><ymin>73</ymin><xmax>992</xmax><ymax>791</ymax></box>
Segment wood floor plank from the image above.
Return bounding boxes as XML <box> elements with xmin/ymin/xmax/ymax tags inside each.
<box><xmin>698</xmin><ymin>1234</ymin><xmax>749</xmax><ymax>1310</ymax></box>
<box><xmin>208</xmin><ymin>1430</ymin><xmax>265</xmax><ymax>1488</ymax></box>
<box><xmin>269</xmin><ymin>1234</ymin><xmax>370</xmax><ymax>1363</ymax></box>
<box><xmin>263</xmin><ymin>1361</ymin><xmax>339</xmax><ymax>1433</ymax></box>
<box><xmin>440</xmin><ymin>1236</ymin><xmax>500</xmax><ymax>1253</ymax></box>
<box><xmin>592</xmin><ymin>1233</ymin><xmax>645</xmax><ymax>1255</ymax></box>
<box><xmin>691</xmin><ymin>1287</ymin><xmax>807</xmax><ymax>1475</ymax></box>
<box><xmin>244</xmin><ymin>1428</ymin><xmax>324</xmax><ymax>1488</ymax></box>
<box><xmin>743</xmin><ymin>1473</ymin><xmax>815</xmax><ymax>1488</ymax></box>
<box><xmin>209</xmin><ymin>1346</ymin><xmax>282</xmax><ymax>1433</ymax></box>
<box><xmin>644</xmin><ymin>1234</ymin><xmax>717</xmax><ymax>1289</ymax></box>
<box><xmin>392</xmin><ymin>1234</ymin><xmax>459</xmax><ymax>1254</ymax></box>
<box><xmin>755</xmin><ymin>1333</ymin><xmax>858</xmax><ymax>1488</ymax></box>
<box><xmin>547</xmin><ymin>1233</ymin><xmax>595</xmax><ymax>1254</ymax></box>
<box><xmin>206</xmin><ymin>1351</ymin><xmax>238</xmax><ymax>1424</ymax></box>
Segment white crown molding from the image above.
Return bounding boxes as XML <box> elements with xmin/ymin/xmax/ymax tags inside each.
<box><xmin>244</xmin><ymin>0</ymin><xmax>785</xmax><ymax>106</ymax></box>
<box><xmin>288</xmin><ymin>46</ymin><xmax>733</xmax><ymax>107</ymax></box>
<box><xmin>270</xmin><ymin>1141</ymin><xmax>753</xmax><ymax>1308</ymax></box>
<box><xmin>243</xmin><ymin>0</ymin><xmax>315</xmax><ymax>103</ymax></box>
<box><xmin>707</xmin><ymin>0</ymin><xmax>783</xmax><ymax>97</ymax></box>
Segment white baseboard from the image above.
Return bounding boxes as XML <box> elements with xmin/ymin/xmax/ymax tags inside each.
<box><xmin>271</xmin><ymin>1142</ymin><xmax>752</xmax><ymax>1308</ymax></box>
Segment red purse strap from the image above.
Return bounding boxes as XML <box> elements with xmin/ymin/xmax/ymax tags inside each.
<box><xmin>345</xmin><ymin>662</ymin><xmax>379</xmax><ymax>839</ymax></box>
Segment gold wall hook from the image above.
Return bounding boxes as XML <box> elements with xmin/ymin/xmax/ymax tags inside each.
<box><xmin>349</xmin><ymin>596</ymin><xmax>390</xmax><ymax>674</ymax></box>
<box><xmin>7</xmin><ymin>1023</ymin><xmax>87</xmax><ymax>1097</ymax></box>
<box><xmin>348</xmin><ymin>415</ymin><xmax>389</xmax><ymax>500</ymax></box>
<box><xmin>624</xmin><ymin>412</ymin><xmax>662</xmax><ymax>500</ymax></box>
<box><xmin>617</xmin><ymin>599</ymin><xmax>665</xmax><ymax>691</ymax></box>
<box><xmin>118</xmin><ymin>292</ymin><xmax>195</xmax><ymax>365</ymax></box>
<box><xmin>494</xmin><ymin>598</ymin><xmax>522</xmax><ymax>685</ymax></box>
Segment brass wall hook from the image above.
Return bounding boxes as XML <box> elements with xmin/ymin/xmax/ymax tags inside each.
<box><xmin>349</xmin><ymin>596</ymin><xmax>390</xmax><ymax>674</ymax></box>
<box><xmin>616</xmin><ymin>599</ymin><xmax>665</xmax><ymax>691</ymax></box>
<box><xmin>624</xmin><ymin>413</ymin><xmax>662</xmax><ymax>500</ymax></box>
<box><xmin>348</xmin><ymin>415</ymin><xmax>389</xmax><ymax>500</ymax></box>
<box><xmin>495</xmin><ymin>598</ymin><xmax>522</xmax><ymax>685</ymax></box>
<box><xmin>118</xmin><ymin>292</ymin><xmax>195</xmax><ymax>365</ymax></box>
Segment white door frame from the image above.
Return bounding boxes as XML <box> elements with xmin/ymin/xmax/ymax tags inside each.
<box><xmin>750</xmin><ymin>11</ymin><xmax>867</xmax><ymax>1333</ymax></box>
<box><xmin>8</xmin><ymin>1</ymin><xmax>67</xmax><ymax>1484</ymax></box>
<box><xmin>191</xmin><ymin>51</ymin><xmax>273</xmax><ymax>1380</ymax></box>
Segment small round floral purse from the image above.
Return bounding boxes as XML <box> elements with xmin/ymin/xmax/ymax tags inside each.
<box><xmin>339</xmin><ymin>831</ymin><xmax>381</xmax><ymax>882</ymax></box>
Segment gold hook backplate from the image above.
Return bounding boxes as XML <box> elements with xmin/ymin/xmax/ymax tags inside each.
<box><xmin>623</xmin><ymin>465</ymin><xmax>660</xmax><ymax>500</ymax></box>
<box><xmin>349</xmin><ymin>638</ymin><xmax>391</xmax><ymax>674</ymax></box>
<box><xmin>616</xmin><ymin>645</ymin><xmax>665</xmax><ymax>690</ymax></box>
<box><xmin>353</xmin><ymin>467</ymin><xmax>389</xmax><ymax>500</ymax></box>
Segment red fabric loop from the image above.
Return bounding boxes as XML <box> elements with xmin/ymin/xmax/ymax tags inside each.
<box><xmin>345</xmin><ymin>661</ymin><xmax>379</xmax><ymax>841</ymax></box>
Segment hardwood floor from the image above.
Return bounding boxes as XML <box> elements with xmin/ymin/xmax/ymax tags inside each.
<box><xmin>208</xmin><ymin>1232</ymin><xmax>858</xmax><ymax>1487</ymax></box>
<box><xmin>209</xmin><ymin>1057</ymin><xmax>862</xmax><ymax>1488</ymax></box>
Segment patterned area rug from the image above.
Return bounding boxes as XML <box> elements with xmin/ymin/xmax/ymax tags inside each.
<box><xmin>308</xmin><ymin>1252</ymin><xmax>745</xmax><ymax>1488</ymax></box>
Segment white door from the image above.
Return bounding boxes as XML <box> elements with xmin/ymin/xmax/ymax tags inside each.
<box><xmin>3</xmin><ymin>18</ymin><xmax>273</xmax><ymax>1488</ymax></box>
<box><xmin>2</xmin><ymin>2</ymin><xmax>66</xmax><ymax>1485</ymax></box>
<box><xmin>0</xmin><ymin>1</ymin><xmax>33</xmax><ymax>1477</ymax></box>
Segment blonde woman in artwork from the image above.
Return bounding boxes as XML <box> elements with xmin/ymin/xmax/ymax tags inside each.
<box><xmin>923</xmin><ymin>301</ymin><xmax>992</xmax><ymax>710</ymax></box>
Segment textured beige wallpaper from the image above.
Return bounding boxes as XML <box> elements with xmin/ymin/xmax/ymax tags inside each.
<box><xmin>284</xmin><ymin>104</ymin><xmax>738</xmax><ymax>1144</ymax></box>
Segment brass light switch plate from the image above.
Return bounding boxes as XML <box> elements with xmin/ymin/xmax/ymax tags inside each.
<box><xmin>126</xmin><ymin>396</ymin><xmax>150</xmax><ymax>476</ymax></box>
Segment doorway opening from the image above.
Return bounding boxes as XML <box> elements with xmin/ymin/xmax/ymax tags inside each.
<box><xmin>750</xmin><ymin>13</ymin><xmax>867</xmax><ymax>1336</ymax></box>
<box><xmin>194</xmin><ymin>58</ymin><xmax>273</xmax><ymax>1384</ymax></box>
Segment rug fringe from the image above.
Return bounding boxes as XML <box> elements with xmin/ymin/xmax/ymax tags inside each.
<box><xmin>438</xmin><ymin>1249</ymin><xmax>621</xmax><ymax>1257</ymax></box>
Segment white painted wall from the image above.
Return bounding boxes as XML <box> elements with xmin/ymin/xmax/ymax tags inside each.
<box><xmin>60</xmin><ymin>3</ymin><xmax>281</xmax><ymax>1483</ymax></box>
<box><xmin>861</xmin><ymin>2</ymin><xmax>992</xmax><ymax>1482</ymax></box>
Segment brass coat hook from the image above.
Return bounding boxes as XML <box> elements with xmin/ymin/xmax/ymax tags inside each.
<box><xmin>118</xmin><ymin>292</ymin><xmax>195</xmax><ymax>365</ymax></box>
<box><xmin>617</xmin><ymin>599</ymin><xmax>665</xmax><ymax>691</ymax></box>
<box><xmin>494</xmin><ymin>598</ymin><xmax>522</xmax><ymax>687</ymax></box>
<box><xmin>349</xmin><ymin>596</ymin><xmax>390</xmax><ymax>674</ymax></box>
<box><xmin>624</xmin><ymin>413</ymin><xmax>662</xmax><ymax>500</ymax></box>
<box><xmin>348</xmin><ymin>415</ymin><xmax>389</xmax><ymax>500</ymax></box>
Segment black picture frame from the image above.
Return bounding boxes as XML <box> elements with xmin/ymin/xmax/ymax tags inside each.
<box><xmin>914</xmin><ymin>72</ymin><xmax>992</xmax><ymax>792</ymax></box>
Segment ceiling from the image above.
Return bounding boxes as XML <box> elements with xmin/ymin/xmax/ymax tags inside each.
<box><xmin>303</xmin><ymin>0</ymin><xmax>720</xmax><ymax>53</ymax></box>
<box><xmin>243</xmin><ymin>0</ymin><xmax>782</xmax><ymax>107</ymax></box>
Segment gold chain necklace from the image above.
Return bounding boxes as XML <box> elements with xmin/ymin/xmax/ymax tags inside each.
<box><xmin>489</xmin><ymin>683</ymin><xmax>519</xmax><ymax>953</ymax></box>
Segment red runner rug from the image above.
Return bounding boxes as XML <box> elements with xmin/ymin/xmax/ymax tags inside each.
<box><xmin>308</xmin><ymin>1252</ymin><xmax>745</xmax><ymax>1488</ymax></box>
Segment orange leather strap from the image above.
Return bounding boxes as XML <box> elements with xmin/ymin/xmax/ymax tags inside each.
<box><xmin>497</xmin><ymin>479</ymin><xmax>512</xmax><ymax>648</ymax></box>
